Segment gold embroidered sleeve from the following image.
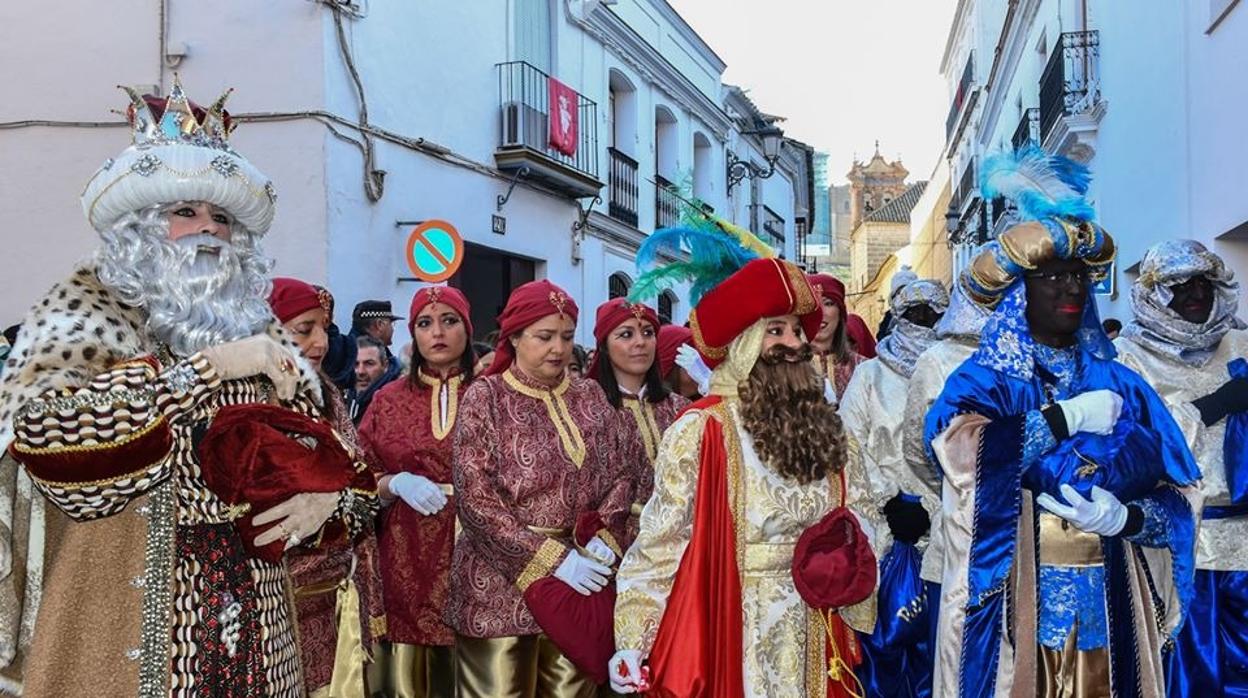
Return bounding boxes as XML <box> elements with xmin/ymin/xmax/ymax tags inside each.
<box><xmin>614</xmin><ymin>411</ymin><xmax>705</xmax><ymax>654</ymax></box>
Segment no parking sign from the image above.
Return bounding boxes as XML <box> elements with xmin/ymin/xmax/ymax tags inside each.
<box><xmin>405</xmin><ymin>220</ymin><xmax>464</xmax><ymax>282</ymax></box>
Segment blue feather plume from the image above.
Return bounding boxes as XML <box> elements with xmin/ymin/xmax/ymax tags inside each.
<box><xmin>979</xmin><ymin>143</ymin><xmax>1095</xmax><ymax>222</ymax></box>
<box><xmin>629</xmin><ymin>223</ymin><xmax>761</xmax><ymax>304</ymax></box>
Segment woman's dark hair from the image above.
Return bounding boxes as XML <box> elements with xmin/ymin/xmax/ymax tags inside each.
<box><xmin>593</xmin><ymin>338</ymin><xmax>670</xmax><ymax>409</ymax></box>
<box><xmin>407</xmin><ymin>337</ymin><xmax>476</xmax><ymax>389</ymax></box>
<box><xmin>471</xmin><ymin>341</ymin><xmax>494</xmax><ymax>356</ymax></box>
<box><xmin>829</xmin><ymin>315</ymin><xmax>853</xmax><ymax>362</ymax></box>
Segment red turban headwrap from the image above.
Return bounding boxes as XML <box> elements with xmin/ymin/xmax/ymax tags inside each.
<box><xmin>408</xmin><ymin>285</ymin><xmax>474</xmax><ymax>343</ymax></box>
<box><xmin>807</xmin><ymin>274</ymin><xmax>847</xmax><ymax>320</ymax></box>
<box><xmin>268</xmin><ymin>277</ymin><xmax>331</xmax><ymax>324</ymax></box>
<box><xmin>845</xmin><ymin>314</ymin><xmax>877</xmax><ymax>358</ymax></box>
<box><xmin>689</xmin><ymin>259</ymin><xmax>821</xmax><ymax>368</ymax></box>
<box><xmin>485</xmin><ymin>279</ymin><xmax>579</xmax><ymax>376</ymax></box>
<box><xmin>586</xmin><ymin>298</ymin><xmax>660</xmax><ymax>379</ymax></box>
<box><xmin>656</xmin><ymin>325</ymin><xmax>692</xmax><ymax>378</ymax></box>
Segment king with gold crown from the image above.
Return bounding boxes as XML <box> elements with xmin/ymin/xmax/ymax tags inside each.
<box><xmin>0</xmin><ymin>79</ymin><xmax>378</xmax><ymax>696</ymax></box>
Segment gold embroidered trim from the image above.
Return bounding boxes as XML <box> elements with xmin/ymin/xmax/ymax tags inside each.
<box><xmin>705</xmin><ymin>402</ymin><xmax>746</xmax><ymax>574</ymax></box>
<box><xmin>418</xmin><ymin>372</ymin><xmax>462</xmax><ymax>441</ymax></box>
<box><xmin>784</xmin><ymin>261</ymin><xmax>818</xmax><ymax>315</ymax></box>
<box><xmin>598</xmin><ymin>530</ymin><xmax>623</xmax><ymax>558</ymax></box>
<box><xmin>503</xmin><ymin>370</ymin><xmax>586</xmax><ymax>468</ymax></box>
<box><xmin>806</xmin><ymin>606</ymin><xmax>828</xmax><ymax>698</ymax></box>
<box><xmin>516</xmin><ymin>538</ymin><xmax>568</xmax><ymax>592</ymax></box>
<box><xmin>624</xmin><ymin>399</ymin><xmax>661</xmax><ymax>463</ymax></box>
<box><xmin>17</xmin><ymin>414</ymin><xmax>167</xmax><ymax>462</ymax></box>
<box><xmin>688</xmin><ymin>309</ymin><xmax>727</xmax><ymax>361</ymax></box>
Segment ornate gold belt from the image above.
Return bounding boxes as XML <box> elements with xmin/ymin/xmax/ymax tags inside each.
<box><xmin>743</xmin><ymin>541</ymin><xmax>796</xmax><ymax>574</ymax></box>
<box><xmin>1038</xmin><ymin>512</ymin><xmax>1104</xmax><ymax>566</ymax></box>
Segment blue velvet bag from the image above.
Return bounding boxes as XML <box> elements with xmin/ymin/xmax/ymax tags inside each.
<box><xmin>1225</xmin><ymin>358</ymin><xmax>1248</xmax><ymax>504</ymax></box>
<box><xmin>874</xmin><ymin>539</ymin><xmax>928</xmax><ymax>648</ymax></box>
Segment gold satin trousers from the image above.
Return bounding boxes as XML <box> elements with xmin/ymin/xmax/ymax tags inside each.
<box><xmin>374</xmin><ymin>642</ymin><xmax>456</xmax><ymax>698</ymax></box>
<box><xmin>454</xmin><ymin>634</ymin><xmax>596</xmax><ymax>698</ymax></box>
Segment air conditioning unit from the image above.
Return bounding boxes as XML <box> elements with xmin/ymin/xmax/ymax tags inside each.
<box><xmin>501</xmin><ymin>101</ymin><xmax>548</xmax><ymax>149</ymax></box>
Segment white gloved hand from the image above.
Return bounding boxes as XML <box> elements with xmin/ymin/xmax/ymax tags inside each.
<box><xmin>823</xmin><ymin>377</ymin><xmax>838</xmax><ymax>406</ymax></box>
<box><xmin>388</xmin><ymin>473</ymin><xmax>448</xmax><ymax>515</ymax></box>
<box><xmin>553</xmin><ymin>550</ymin><xmax>612</xmax><ymax>595</ymax></box>
<box><xmin>584</xmin><ymin>536</ymin><xmax>617</xmax><ymax>566</ymax></box>
<box><xmin>200</xmin><ymin>334</ymin><xmax>300</xmax><ymax>401</ymax></box>
<box><xmin>1056</xmin><ymin>389</ymin><xmax>1124</xmax><ymax>436</ymax></box>
<box><xmin>1036</xmin><ymin>484</ymin><xmax>1129</xmax><ymax>536</ymax></box>
<box><xmin>608</xmin><ymin>649</ymin><xmax>645</xmax><ymax>694</ymax></box>
<box><xmin>675</xmin><ymin>344</ymin><xmax>712</xmax><ymax>395</ymax></box>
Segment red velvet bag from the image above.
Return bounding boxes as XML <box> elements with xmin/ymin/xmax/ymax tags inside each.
<box><xmin>197</xmin><ymin>403</ymin><xmax>356</xmax><ymax>564</ymax></box>
<box><xmin>791</xmin><ymin>471</ymin><xmax>878</xmax><ymax>610</ymax></box>
<box><xmin>522</xmin><ymin>511</ymin><xmax>617</xmax><ymax>684</ymax></box>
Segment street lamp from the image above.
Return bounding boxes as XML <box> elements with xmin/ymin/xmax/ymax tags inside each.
<box><xmin>727</xmin><ymin>125</ymin><xmax>785</xmax><ymax>192</ymax></box>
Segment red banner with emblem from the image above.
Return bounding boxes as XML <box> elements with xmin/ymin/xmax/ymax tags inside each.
<box><xmin>548</xmin><ymin>77</ymin><xmax>579</xmax><ymax>157</ymax></box>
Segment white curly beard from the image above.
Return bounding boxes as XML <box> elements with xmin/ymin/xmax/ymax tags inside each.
<box><xmin>95</xmin><ymin>204</ymin><xmax>274</xmax><ymax>357</ymax></box>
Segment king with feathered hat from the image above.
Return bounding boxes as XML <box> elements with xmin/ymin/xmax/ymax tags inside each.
<box><xmin>609</xmin><ymin>209</ymin><xmax>883</xmax><ymax>696</ymax></box>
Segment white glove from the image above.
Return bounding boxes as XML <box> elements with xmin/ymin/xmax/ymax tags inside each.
<box><xmin>823</xmin><ymin>377</ymin><xmax>838</xmax><ymax>406</ymax></box>
<box><xmin>584</xmin><ymin>536</ymin><xmax>617</xmax><ymax>566</ymax></box>
<box><xmin>388</xmin><ymin>473</ymin><xmax>448</xmax><ymax>515</ymax></box>
<box><xmin>553</xmin><ymin>550</ymin><xmax>612</xmax><ymax>595</ymax></box>
<box><xmin>1056</xmin><ymin>389</ymin><xmax>1123</xmax><ymax>436</ymax></box>
<box><xmin>200</xmin><ymin>334</ymin><xmax>300</xmax><ymax>401</ymax></box>
<box><xmin>675</xmin><ymin>344</ymin><xmax>712</xmax><ymax>395</ymax></box>
<box><xmin>608</xmin><ymin>649</ymin><xmax>645</xmax><ymax>694</ymax></box>
<box><xmin>1036</xmin><ymin>484</ymin><xmax>1129</xmax><ymax>536</ymax></box>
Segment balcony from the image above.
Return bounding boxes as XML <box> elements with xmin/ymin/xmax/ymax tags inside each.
<box><xmin>762</xmin><ymin>205</ymin><xmax>785</xmax><ymax>251</ymax></box>
<box><xmin>944</xmin><ymin>52</ymin><xmax>978</xmax><ymax>151</ymax></box>
<box><xmin>1039</xmin><ymin>31</ymin><xmax>1104</xmax><ymax>161</ymax></box>
<box><xmin>951</xmin><ymin>158</ymin><xmax>977</xmax><ymax>213</ymax></box>
<box><xmin>1012</xmin><ymin>107</ymin><xmax>1040</xmax><ymax>150</ymax></box>
<box><xmin>655</xmin><ymin>174</ymin><xmax>681</xmax><ymax>229</ymax></box>
<box><xmin>608</xmin><ymin>148</ymin><xmax>639</xmax><ymax>227</ymax></box>
<box><xmin>495</xmin><ymin>61</ymin><xmax>602</xmax><ymax>198</ymax></box>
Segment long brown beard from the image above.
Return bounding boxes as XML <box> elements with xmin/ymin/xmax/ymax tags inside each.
<box><xmin>738</xmin><ymin>343</ymin><xmax>848</xmax><ymax>484</ymax></box>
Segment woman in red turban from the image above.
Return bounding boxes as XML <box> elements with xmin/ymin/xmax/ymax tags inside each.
<box><xmin>356</xmin><ymin>285</ymin><xmax>476</xmax><ymax>697</ymax></box>
<box><xmin>447</xmin><ymin>280</ymin><xmax>639</xmax><ymax>697</ymax></box>
<box><xmin>807</xmin><ymin>274</ymin><xmax>867</xmax><ymax>400</ymax></box>
<box><xmin>587</xmin><ymin>299</ymin><xmax>690</xmax><ymax>547</ymax></box>
<box><xmin>656</xmin><ymin>325</ymin><xmax>702</xmax><ymax>399</ymax></box>
<box><xmin>268</xmin><ymin>277</ymin><xmax>386</xmax><ymax>697</ymax></box>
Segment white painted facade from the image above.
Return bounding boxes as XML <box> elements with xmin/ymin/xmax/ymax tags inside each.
<box><xmin>0</xmin><ymin>0</ymin><xmax>812</xmax><ymax>348</ymax></box>
<box><xmin>940</xmin><ymin>0</ymin><xmax>1248</xmax><ymax>320</ymax></box>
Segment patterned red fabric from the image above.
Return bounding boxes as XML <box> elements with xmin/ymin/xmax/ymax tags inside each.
<box><xmin>586</xmin><ymin>298</ymin><xmax>659</xmax><ymax>379</ymax></box>
<box><xmin>656</xmin><ymin>325</ymin><xmax>692</xmax><ymax>378</ymax></box>
<box><xmin>407</xmin><ymin>285</ymin><xmax>473</xmax><ymax>341</ymax></box>
<box><xmin>814</xmin><ymin>351</ymin><xmax>865</xmax><ymax>399</ymax></box>
<box><xmin>196</xmin><ymin>403</ymin><xmax>357</xmax><ymax>564</ymax></box>
<box><xmin>845</xmin><ymin>314</ymin><xmax>877</xmax><ymax>358</ymax></box>
<box><xmin>288</xmin><ymin>387</ymin><xmax>386</xmax><ymax>695</ymax></box>
<box><xmin>484</xmin><ymin>280</ymin><xmax>579</xmax><ymax>376</ymax></box>
<box><xmin>268</xmin><ymin>277</ymin><xmax>324</xmax><ymax>324</ymax></box>
<box><xmin>445</xmin><ymin>369</ymin><xmax>638</xmax><ymax>638</ymax></box>
<box><xmin>689</xmin><ymin>259</ymin><xmax>821</xmax><ymax>368</ymax></box>
<box><xmin>620</xmin><ymin>393</ymin><xmax>691</xmax><ymax>547</ymax></box>
<box><xmin>356</xmin><ymin>371</ymin><xmax>466</xmax><ymax>646</ymax></box>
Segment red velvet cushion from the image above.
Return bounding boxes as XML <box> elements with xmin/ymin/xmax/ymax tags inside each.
<box><xmin>792</xmin><ymin>507</ymin><xmax>878</xmax><ymax>609</ymax></box>
<box><xmin>197</xmin><ymin>403</ymin><xmax>355</xmax><ymax>564</ymax></box>
<box><xmin>524</xmin><ymin>579</ymin><xmax>616</xmax><ymax>684</ymax></box>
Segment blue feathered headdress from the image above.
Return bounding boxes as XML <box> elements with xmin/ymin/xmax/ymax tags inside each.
<box><xmin>979</xmin><ymin>143</ymin><xmax>1095</xmax><ymax>223</ymax></box>
<box><xmin>628</xmin><ymin>194</ymin><xmax>775</xmax><ymax>305</ymax></box>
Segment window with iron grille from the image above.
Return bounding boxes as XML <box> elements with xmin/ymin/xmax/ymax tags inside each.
<box><xmin>658</xmin><ymin>291</ymin><xmax>676</xmax><ymax>324</ymax></box>
<box><xmin>608</xmin><ymin>272</ymin><xmax>632</xmax><ymax>300</ymax></box>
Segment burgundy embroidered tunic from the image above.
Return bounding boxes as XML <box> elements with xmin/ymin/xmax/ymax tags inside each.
<box><xmin>357</xmin><ymin>368</ymin><xmax>467</xmax><ymax>646</ymax></box>
<box><xmin>445</xmin><ymin>370</ymin><xmax>638</xmax><ymax>638</ymax></box>
<box><xmin>618</xmin><ymin>392</ymin><xmax>690</xmax><ymax>547</ymax></box>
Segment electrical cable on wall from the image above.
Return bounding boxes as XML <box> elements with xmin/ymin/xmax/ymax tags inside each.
<box><xmin>321</xmin><ymin>0</ymin><xmax>385</xmax><ymax>202</ymax></box>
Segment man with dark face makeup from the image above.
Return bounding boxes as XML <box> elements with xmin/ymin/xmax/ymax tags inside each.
<box><xmin>1114</xmin><ymin>240</ymin><xmax>1248</xmax><ymax>697</ymax></box>
<box><xmin>924</xmin><ymin>148</ymin><xmax>1201</xmax><ymax>698</ymax></box>
<box><xmin>611</xmin><ymin>257</ymin><xmax>882</xmax><ymax>696</ymax></box>
<box><xmin>839</xmin><ymin>268</ymin><xmax>949</xmax><ymax>698</ymax></box>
